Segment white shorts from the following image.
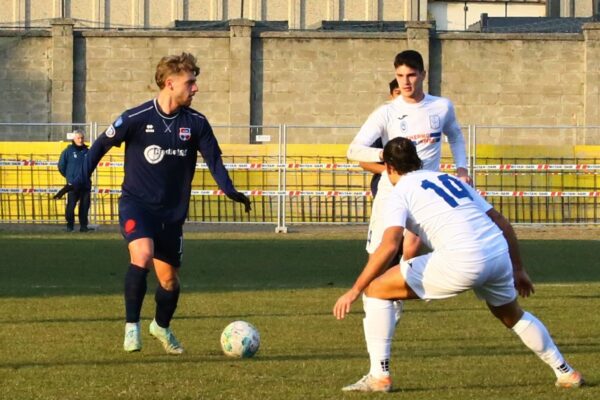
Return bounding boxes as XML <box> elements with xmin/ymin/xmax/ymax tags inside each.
<box><xmin>366</xmin><ymin>171</ymin><xmax>394</xmax><ymax>254</ymax></box>
<box><xmin>399</xmin><ymin>251</ymin><xmax>517</xmax><ymax>307</ymax></box>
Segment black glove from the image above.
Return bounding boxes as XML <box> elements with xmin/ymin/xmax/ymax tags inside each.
<box><xmin>53</xmin><ymin>184</ymin><xmax>74</xmax><ymax>200</ymax></box>
<box><xmin>227</xmin><ymin>191</ymin><xmax>252</xmax><ymax>213</ymax></box>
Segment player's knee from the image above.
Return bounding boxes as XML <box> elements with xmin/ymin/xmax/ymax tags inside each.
<box><xmin>488</xmin><ymin>301</ymin><xmax>523</xmax><ymax>328</ymax></box>
<box><xmin>129</xmin><ymin>247</ymin><xmax>154</xmax><ymax>268</ymax></box>
<box><xmin>364</xmin><ymin>281</ymin><xmax>387</xmax><ymax>299</ymax></box>
<box><xmin>131</xmin><ymin>253</ymin><xmax>153</xmax><ymax>268</ymax></box>
<box><xmin>160</xmin><ymin>277</ymin><xmax>180</xmax><ymax>291</ymax></box>
<box><xmin>128</xmin><ymin>239</ymin><xmax>155</xmax><ymax>268</ymax></box>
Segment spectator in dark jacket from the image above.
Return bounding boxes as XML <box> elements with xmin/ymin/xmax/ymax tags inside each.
<box><xmin>58</xmin><ymin>129</ymin><xmax>91</xmax><ymax>232</ymax></box>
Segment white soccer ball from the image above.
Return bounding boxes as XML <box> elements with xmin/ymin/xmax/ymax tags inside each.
<box><xmin>220</xmin><ymin>320</ymin><xmax>260</xmax><ymax>358</ymax></box>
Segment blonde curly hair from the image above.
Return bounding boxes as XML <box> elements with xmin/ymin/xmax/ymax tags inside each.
<box><xmin>155</xmin><ymin>52</ymin><xmax>200</xmax><ymax>89</ymax></box>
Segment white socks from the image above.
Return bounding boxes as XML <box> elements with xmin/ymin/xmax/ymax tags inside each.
<box><xmin>512</xmin><ymin>311</ymin><xmax>573</xmax><ymax>377</ymax></box>
<box><xmin>362</xmin><ymin>301</ymin><xmax>573</xmax><ymax>379</ymax></box>
<box><xmin>362</xmin><ymin>294</ymin><xmax>397</xmax><ymax>378</ymax></box>
<box><xmin>362</xmin><ymin>300</ymin><xmax>573</xmax><ymax>379</ymax></box>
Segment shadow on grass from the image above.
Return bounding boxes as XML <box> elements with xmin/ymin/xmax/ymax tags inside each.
<box><xmin>3</xmin><ymin>345</ymin><xmax>598</xmax><ymax>372</ymax></box>
<box><xmin>1</xmin><ymin>352</ymin><xmax>367</xmax><ymax>370</ymax></box>
<box><xmin>1</xmin><ymin>237</ymin><xmax>599</xmax><ymax>298</ymax></box>
<box><xmin>390</xmin><ymin>381</ymin><xmax>596</xmax><ymax>393</ymax></box>
<box><xmin>0</xmin><ymin>305</ymin><xmax>511</xmax><ymax>324</ymax></box>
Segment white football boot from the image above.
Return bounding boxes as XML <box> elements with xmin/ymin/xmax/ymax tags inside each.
<box><xmin>342</xmin><ymin>374</ymin><xmax>392</xmax><ymax>392</ymax></box>
<box><xmin>123</xmin><ymin>322</ymin><xmax>142</xmax><ymax>352</ymax></box>
<box><xmin>555</xmin><ymin>370</ymin><xmax>584</xmax><ymax>388</ymax></box>
<box><xmin>149</xmin><ymin>319</ymin><xmax>184</xmax><ymax>355</ymax></box>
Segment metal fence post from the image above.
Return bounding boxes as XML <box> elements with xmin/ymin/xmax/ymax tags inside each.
<box><xmin>275</xmin><ymin>124</ymin><xmax>288</xmax><ymax>233</ymax></box>
<box><xmin>472</xmin><ymin>125</ymin><xmax>477</xmax><ymax>188</ymax></box>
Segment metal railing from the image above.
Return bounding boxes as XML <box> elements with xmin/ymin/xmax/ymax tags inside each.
<box><xmin>0</xmin><ymin>123</ymin><xmax>599</xmax><ymax>229</ymax></box>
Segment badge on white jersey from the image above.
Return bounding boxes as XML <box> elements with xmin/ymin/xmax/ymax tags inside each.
<box><xmin>400</xmin><ymin>120</ymin><xmax>408</xmax><ymax>134</ymax></box>
<box><xmin>429</xmin><ymin>115</ymin><xmax>441</xmax><ymax>130</ymax></box>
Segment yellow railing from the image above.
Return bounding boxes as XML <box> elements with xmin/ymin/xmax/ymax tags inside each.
<box><xmin>1</xmin><ymin>142</ymin><xmax>599</xmax><ymax>224</ymax></box>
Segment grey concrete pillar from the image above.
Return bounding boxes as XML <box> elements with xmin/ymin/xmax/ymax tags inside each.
<box><xmin>228</xmin><ymin>19</ymin><xmax>254</xmax><ymax>132</ymax></box>
<box><xmin>50</xmin><ymin>18</ymin><xmax>75</xmax><ymax>124</ymax></box>
<box><xmin>583</xmin><ymin>22</ymin><xmax>600</xmax><ymax>143</ymax></box>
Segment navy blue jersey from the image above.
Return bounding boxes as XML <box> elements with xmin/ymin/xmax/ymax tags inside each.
<box><xmin>81</xmin><ymin>99</ymin><xmax>236</xmax><ymax>223</ymax></box>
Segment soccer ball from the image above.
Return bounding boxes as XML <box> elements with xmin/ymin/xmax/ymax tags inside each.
<box><xmin>220</xmin><ymin>320</ymin><xmax>260</xmax><ymax>358</ymax></box>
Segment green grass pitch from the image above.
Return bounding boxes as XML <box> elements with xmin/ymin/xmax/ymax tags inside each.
<box><xmin>0</xmin><ymin>230</ymin><xmax>598</xmax><ymax>399</ymax></box>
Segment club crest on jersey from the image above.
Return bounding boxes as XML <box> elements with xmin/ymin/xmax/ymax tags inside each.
<box><xmin>179</xmin><ymin>127</ymin><xmax>191</xmax><ymax>141</ymax></box>
<box><xmin>400</xmin><ymin>120</ymin><xmax>408</xmax><ymax>134</ymax></box>
<box><xmin>429</xmin><ymin>115</ymin><xmax>441</xmax><ymax>130</ymax></box>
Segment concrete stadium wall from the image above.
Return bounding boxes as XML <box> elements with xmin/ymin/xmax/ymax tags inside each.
<box><xmin>436</xmin><ymin>33</ymin><xmax>585</xmax><ymax>126</ymax></box>
<box><xmin>1</xmin><ymin>19</ymin><xmax>600</xmax><ymax>145</ymax></box>
<box><xmin>255</xmin><ymin>33</ymin><xmax>407</xmax><ymax>128</ymax></box>
<box><xmin>0</xmin><ymin>32</ymin><xmax>51</xmax><ymax>124</ymax></box>
<box><xmin>79</xmin><ymin>31</ymin><xmax>232</xmax><ymax>125</ymax></box>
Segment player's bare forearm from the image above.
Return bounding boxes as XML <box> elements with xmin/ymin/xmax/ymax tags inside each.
<box><xmin>487</xmin><ymin>209</ymin><xmax>524</xmax><ymax>272</ymax></box>
<box><xmin>351</xmin><ymin>227</ymin><xmax>403</xmax><ymax>294</ymax></box>
<box><xmin>333</xmin><ymin>289</ymin><xmax>361</xmax><ymax>320</ymax></box>
<box><xmin>334</xmin><ymin>228</ymin><xmax>403</xmax><ymax>320</ymax></box>
<box><xmin>334</xmin><ymin>245</ymin><xmax>396</xmax><ymax>320</ymax></box>
<box><xmin>359</xmin><ymin>161</ymin><xmax>385</xmax><ymax>174</ymax></box>
<box><xmin>486</xmin><ymin>209</ymin><xmax>535</xmax><ymax>297</ymax></box>
<box><xmin>401</xmin><ymin>230</ymin><xmax>422</xmax><ymax>260</ymax></box>
<box><xmin>513</xmin><ymin>270</ymin><xmax>535</xmax><ymax>297</ymax></box>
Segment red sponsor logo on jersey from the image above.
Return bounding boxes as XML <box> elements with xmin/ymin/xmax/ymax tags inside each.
<box><xmin>124</xmin><ymin>219</ymin><xmax>136</xmax><ymax>235</ymax></box>
<box><xmin>179</xmin><ymin>127</ymin><xmax>191</xmax><ymax>141</ymax></box>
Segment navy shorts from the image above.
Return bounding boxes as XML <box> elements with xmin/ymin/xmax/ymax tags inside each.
<box><xmin>119</xmin><ymin>200</ymin><xmax>184</xmax><ymax>268</ymax></box>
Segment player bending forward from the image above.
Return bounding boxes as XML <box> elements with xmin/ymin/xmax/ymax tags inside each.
<box><xmin>55</xmin><ymin>53</ymin><xmax>251</xmax><ymax>355</ymax></box>
<box><xmin>333</xmin><ymin>137</ymin><xmax>584</xmax><ymax>392</ymax></box>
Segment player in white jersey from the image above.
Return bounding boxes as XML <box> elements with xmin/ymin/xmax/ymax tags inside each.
<box><xmin>360</xmin><ymin>79</ymin><xmax>401</xmax><ymax>197</ymax></box>
<box><xmin>333</xmin><ymin>137</ymin><xmax>584</xmax><ymax>392</ymax></box>
<box><xmin>348</xmin><ymin>50</ymin><xmax>470</xmax><ymax>257</ymax></box>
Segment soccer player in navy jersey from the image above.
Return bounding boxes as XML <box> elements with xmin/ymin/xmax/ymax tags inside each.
<box><xmin>55</xmin><ymin>52</ymin><xmax>251</xmax><ymax>354</ymax></box>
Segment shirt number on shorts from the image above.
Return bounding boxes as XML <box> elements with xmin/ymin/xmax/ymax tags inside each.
<box><xmin>420</xmin><ymin>174</ymin><xmax>472</xmax><ymax>208</ymax></box>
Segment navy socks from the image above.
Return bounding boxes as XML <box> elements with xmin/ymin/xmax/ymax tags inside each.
<box><xmin>124</xmin><ymin>263</ymin><xmax>180</xmax><ymax>327</ymax></box>
<box><xmin>124</xmin><ymin>264</ymin><xmax>148</xmax><ymax>323</ymax></box>
<box><xmin>154</xmin><ymin>284</ymin><xmax>180</xmax><ymax>328</ymax></box>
